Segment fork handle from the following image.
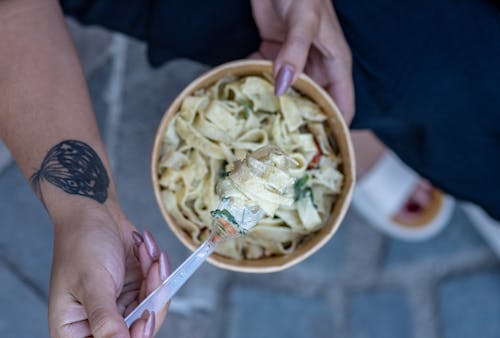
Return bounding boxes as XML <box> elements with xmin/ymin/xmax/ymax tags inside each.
<box><xmin>125</xmin><ymin>233</ymin><xmax>218</xmax><ymax>327</ymax></box>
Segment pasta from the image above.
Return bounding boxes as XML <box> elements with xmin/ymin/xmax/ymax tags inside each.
<box><xmin>158</xmin><ymin>74</ymin><xmax>344</xmax><ymax>260</ymax></box>
<box><xmin>210</xmin><ymin>146</ymin><xmax>295</xmax><ymax>237</ymax></box>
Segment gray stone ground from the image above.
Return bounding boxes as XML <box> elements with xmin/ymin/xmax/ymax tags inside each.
<box><xmin>1</xmin><ymin>20</ymin><xmax>499</xmax><ymax>338</ymax></box>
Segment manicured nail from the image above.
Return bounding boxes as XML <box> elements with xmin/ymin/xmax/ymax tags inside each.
<box><xmin>159</xmin><ymin>252</ymin><xmax>169</xmax><ymax>280</ymax></box>
<box><xmin>132</xmin><ymin>231</ymin><xmax>143</xmax><ymax>245</ymax></box>
<box><xmin>143</xmin><ymin>230</ymin><xmax>160</xmax><ymax>260</ymax></box>
<box><xmin>274</xmin><ymin>64</ymin><xmax>295</xmax><ymax>96</ymax></box>
<box><xmin>144</xmin><ymin>311</ymin><xmax>156</xmax><ymax>338</ymax></box>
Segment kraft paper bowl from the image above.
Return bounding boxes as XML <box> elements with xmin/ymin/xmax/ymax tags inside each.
<box><xmin>151</xmin><ymin>60</ymin><xmax>355</xmax><ymax>273</ymax></box>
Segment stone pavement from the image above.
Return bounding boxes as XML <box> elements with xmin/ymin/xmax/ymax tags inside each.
<box><xmin>1</xmin><ymin>20</ymin><xmax>499</xmax><ymax>338</ymax></box>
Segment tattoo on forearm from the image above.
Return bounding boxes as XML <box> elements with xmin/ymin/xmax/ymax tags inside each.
<box><xmin>30</xmin><ymin>140</ymin><xmax>110</xmax><ymax>203</ymax></box>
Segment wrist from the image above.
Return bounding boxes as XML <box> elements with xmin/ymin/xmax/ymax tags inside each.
<box><xmin>23</xmin><ymin>138</ymin><xmax>129</xmax><ymax>233</ymax></box>
<box><xmin>44</xmin><ymin>184</ymin><xmax>127</xmax><ymax>234</ymax></box>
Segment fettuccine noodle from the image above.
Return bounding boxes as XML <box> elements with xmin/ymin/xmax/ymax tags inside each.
<box><xmin>158</xmin><ymin>75</ymin><xmax>344</xmax><ymax>259</ymax></box>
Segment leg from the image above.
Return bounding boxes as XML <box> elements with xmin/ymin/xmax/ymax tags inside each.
<box><xmin>351</xmin><ymin>130</ymin><xmax>384</xmax><ymax>178</ymax></box>
<box><xmin>336</xmin><ymin>0</ymin><xmax>500</xmax><ymax>219</ymax></box>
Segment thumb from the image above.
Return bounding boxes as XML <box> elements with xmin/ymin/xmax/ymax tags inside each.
<box><xmin>274</xmin><ymin>1</ymin><xmax>321</xmax><ymax>95</ymax></box>
<box><xmin>82</xmin><ymin>276</ymin><xmax>129</xmax><ymax>338</ymax></box>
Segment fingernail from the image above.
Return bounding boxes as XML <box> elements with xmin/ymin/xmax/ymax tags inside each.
<box><xmin>274</xmin><ymin>64</ymin><xmax>295</xmax><ymax>96</ymax></box>
<box><xmin>132</xmin><ymin>231</ymin><xmax>143</xmax><ymax>245</ymax></box>
<box><xmin>144</xmin><ymin>311</ymin><xmax>156</xmax><ymax>338</ymax></box>
<box><xmin>144</xmin><ymin>230</ymin><xmax>160</xmax><ymax>260</ymax></box>
<box><xmin>159</xmin><ymin>252</ymin><xmax>169</xmax><ymax>280</ymax></box>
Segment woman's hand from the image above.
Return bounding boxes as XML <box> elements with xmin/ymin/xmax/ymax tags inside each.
<box><xmin>49</xmin><ymin>203</ymin><xmax>169</xmax><ymax>338</ymax></box>
<box><xmin>251</xmin><ymin>0</ymin><xmax>355</xmax><ymax>124</ymax></box>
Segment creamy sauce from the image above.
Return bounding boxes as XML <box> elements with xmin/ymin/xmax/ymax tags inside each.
<box><xmin>211</xmin><ymin>145</ymin><xmax>295</xmax><ymax>234</ymax></box>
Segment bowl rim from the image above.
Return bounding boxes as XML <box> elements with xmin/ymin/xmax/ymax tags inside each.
<box><xmin>151</xmin><ymin>59</ymin><xmax>355</xmax><ymax>273</ymax></box>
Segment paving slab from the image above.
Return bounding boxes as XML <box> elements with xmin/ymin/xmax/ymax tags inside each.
<box><xmin>439</xmin><ymin>269</ymin><xmax>500</xmax><ymax>338</ymax></box>
<box><xmin>87</xmin><ymin>59</ymin><xmax>113</xmax><ymax>143</ymax></box>
<box><xmin>156</xmin><ymin>311</ymin><xmax>211</xmax><ymax>338</ymax></box>
<box><xmin>384</xmin><ymin>206</ymin><xmax>486</xmax><ymax>266</ymax></box>
<box><xmin>343</xmin><ymin>209</ymin><xmax>386</xmax><ymax>284</ymax></box>
<box><xmin>0</xmin><ymin>264</ymin><xmax>49</xmax><ymax>338</ymax></box>
<box><xmin>66</xmin><ymin>18</ymin><xmax>113</xmax><ymax>77</ymax></box>
<box><xmin>296</xmin><ymin>217</ymin><xmax>346</xmax><ymax>278</ymax></box>
<box><xmin>227</xmin><ymin>286</ymin><xmax>335</xmax><ymax>338</ymax></box>
<box><xmin>349</xmin><ymin>288</ymin><xmax>412</xmax><ymax>338</ymax></box>
<box><xmin>0</xmin><ymin>164</ymin><xmax>53</xmax><ymax>296</ymax></box>
<box><xmin>0</xmin><ymin>140</ymin><xmax>12</xmax><ymax>175</ymax></box>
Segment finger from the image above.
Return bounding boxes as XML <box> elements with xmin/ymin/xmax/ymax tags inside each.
<box><xmin>139</xmin><ymin>279</ymin><xmax>148</xmax><ymax>301</ymax></box>
<box><xmin>81</xmin><ymin>277</ymin><xmax>129</xmax><ymax>338</ymax></box>
<box><xmin>313</xmin><ymin>2</ymin><xmax>343</xmax><ymax>59</ymax></box>
<box><xmin>127</xmin><ymin>251</ymin><xmax>170</xmax><ymax>329</ymax></box>
<box><xmin>160</xmin><ymin>251</ymin><xmax>170</xmax><ymax>282</ymax></box>
<box><xmin>304</xmin><ymin>47</ymin><xmax>330</xmax><ymax>87</ymax></box>
<box><xmin>133</xmin><ymin>230</ymin><xmax>159</xmax><ymax>276</ymax></box>
<box><xmin>146</xmin><ymin>251</ymin><xmax>170</xmax><ymax>330</ymax></box>
<box><xmin>143</xmin><ymin>230</ymin><xmax>160</xmax><ymax>260</ymax></box>
<box><xmin>137</xmin><ymin>245</ymin><xmax>153</xmax><ymax>276</ymax></box>
<box><xmin>247</xmin><ymin>41</ymin><xmax>279</xmax><ymax>61</ymax></box>
<box><xmin>122</xmin><ymin>280</ymin><xmax>142</xmax><ymax>294</ymax></box>
<box><xmin>117</xmin><ymin>290</ymin><xmax>140</xmax><ymax>315</ymax></box>
<box><xmin>49</xmin><ymin>290</ymin><xmax>90</xmax><ymax>338</ymax></box>
<box><xmin>258</xmin><ymin>41</ymin><xmax>281</xmax><ymax>61</ymax></box>
<box><xmin>274</xmin><ymin>2</ymin><xmax>321</xmax><ymax>95</ymax></box>
<box><xmin>146</xmin><ymin>262</ymin><xmax>161</xmax><ymax>295</ymax></box>
<box><xmin>58</xmin><ymin>319</ymin><xmax>92</xmax><ymax>338</ymax></box>
<box><xmin>132</xmin><ymin>231</ymin><xmax>153</xmax><ymax>276</ymax></box>
<box><xmin>247</xmin><ymin>51</ymin><xmax>264</xmax><ymax>60</ymax></box>
<box><xmin>324</xmin><ymin>54</ymin><xmax>355</xmax><ymax>124</ymax></box>
<box><xmin>130</xmin><ymin>311</ymin><xmax>156</xmax><ymax>338</ymax></box>
<box><xmin>303</xmin><ymin>46</ymin><xmax>354</xmax><ymax>124</ymax></box>
<box><xmin>307</xmin><ymin>2</ymin><xmax>355</xmax><ymax>123</ymax></box>
<box><xmin>124</xmin><ymin>300</ymin><xmax>139</xmax><ymax>318</ymax></box>
<box><xmin>145</xmin><ymin>251</ymin><xmax>170</xmax><ymax>294</ymax></box>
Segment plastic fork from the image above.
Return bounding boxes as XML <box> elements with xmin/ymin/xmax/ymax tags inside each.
<box><xmin>124</xmin><ymin>198</ymin><xmax>263</xmax><ymax>327</ymax></box>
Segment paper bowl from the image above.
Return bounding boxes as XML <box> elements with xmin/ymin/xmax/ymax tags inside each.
<box><xmin>151</xmin><ymin>60</ymin><xmax>355</xmax><ymax>273</ymax></box>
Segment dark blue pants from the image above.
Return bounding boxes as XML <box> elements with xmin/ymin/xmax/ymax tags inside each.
<box><xmin>61</xmin><ymin>0</ymin><xmax>500</xmax><ymax>220</ymax></box>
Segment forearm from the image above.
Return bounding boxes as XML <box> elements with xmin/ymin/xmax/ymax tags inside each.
<box><xmin>0</xmin><ymin>0</ymin><xmax>118</xmax><ymax>226</ymax></box>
